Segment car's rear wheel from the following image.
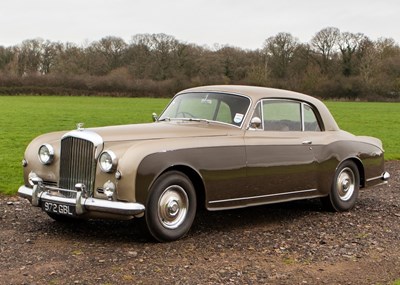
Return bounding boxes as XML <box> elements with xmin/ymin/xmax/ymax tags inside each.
<box><xmin>322</xmin><ymin>160</ymin><xmax>360</xmax><ymax>212</ymax></box>
<box><xmin>145</xmin><ymin>171</ymin><xmax>197</xmax><ymax>242</ymax></box>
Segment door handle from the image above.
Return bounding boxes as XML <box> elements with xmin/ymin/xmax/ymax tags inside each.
<box><xmin>302</xmin><ymin>140</ymin><xmax>312</xmax><ymax>145</ymax></box>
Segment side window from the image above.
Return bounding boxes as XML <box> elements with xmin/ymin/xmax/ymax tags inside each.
<box><xmin>304</xmin><ymin>104</ymin><xmax>321</xmax><ymax>132</ymax></box>
<box><xmin>263</xmin><ymin>101</ymin><xmax>301</xmax><ymax>131</ymax></box>
<box><xmin>250</xmin><ymin>100</ymin><xmax>322</xmax><ymax>132</ymax></box>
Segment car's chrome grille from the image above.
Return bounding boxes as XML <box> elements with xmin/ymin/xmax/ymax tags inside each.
<box><xmin>59</xmin><ymin>137</ymin><xmax>95</xmax><ymax>195</ymax></box>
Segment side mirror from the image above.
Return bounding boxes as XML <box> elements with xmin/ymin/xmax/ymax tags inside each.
<box><xmin>250</xmin><ymin>117</ymin><xmax>262</xmax><ymax>129</ymax></box>
<box><xmin>152</xmin><ymin>113</ymin><xmax>158</xmax><ymax>122</ymax></box>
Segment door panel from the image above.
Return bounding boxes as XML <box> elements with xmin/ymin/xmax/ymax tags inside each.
<box><xmin>242</xmin><ymin>99</ymin><xmax>323</xmax><ymax>204</ymax></box>
<box><xmin>245</xmin><ymin>131</ymin><xmax>318</xmax><ymax>198</ymax></box>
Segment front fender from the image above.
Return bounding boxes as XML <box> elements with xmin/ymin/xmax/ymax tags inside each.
<box><xmin>115</xmin><ymin>138</ymin><xmax>206</xmax><ymax>204</ymax></box>
<box><xmin>134</xmin><ymin>151</ymin><xmax>203</xmax><ymax>206</ymax></box>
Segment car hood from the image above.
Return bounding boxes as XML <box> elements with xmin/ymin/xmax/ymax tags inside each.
<box><xmin>86</xmin><ymin>121</ymin><xmax>234</xmax><ymax>142</ymax></box>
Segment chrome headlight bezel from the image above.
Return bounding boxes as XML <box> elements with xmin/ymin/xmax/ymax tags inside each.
<box><xmin>99</xmin><ymin>150</ymin><xmax>118</xmax><ymax>173</ymax></box>
<box><xmin>38</xmin><ymin>144</ymin><xmax>55</xmax><ymax>165</ymax></box>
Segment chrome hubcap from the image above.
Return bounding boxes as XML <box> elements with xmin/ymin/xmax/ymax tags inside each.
<box><xmin>336</xmin><ymin>167</ymin><xmax>355</xmax><ymax>201</ymax></box>
<box><xmin>167</xmin><ymin>200</ymin><xmax>179</xmax><ymax>217</ymax></box>
<box><xmin>158</xmin><ymin>185</ymin><xmax>188</xmax><ymax>229</ymax></box>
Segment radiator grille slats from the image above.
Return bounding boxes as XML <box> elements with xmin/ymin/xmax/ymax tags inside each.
<box><xmin>59</xmin><ymin>137</ymin><xmax>95</xmax><ymax>194</ymax></box>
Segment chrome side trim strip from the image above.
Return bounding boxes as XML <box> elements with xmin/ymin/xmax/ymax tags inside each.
<box><xmin>209</xmin><ymin>188</ymin><xmax>317</xmax><ymax>205</ymax></box>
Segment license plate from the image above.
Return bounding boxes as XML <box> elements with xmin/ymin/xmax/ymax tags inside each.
<box><xmin>42</xmin><ymin>201</ymin><xmax>75</xmax><ymax>216</ymax></box>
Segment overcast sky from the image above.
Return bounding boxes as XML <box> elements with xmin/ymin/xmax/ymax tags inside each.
<box><xmin>1</xmin><ymin>0</ymin><xmax>399</xmax><ymax>50</ymax></box>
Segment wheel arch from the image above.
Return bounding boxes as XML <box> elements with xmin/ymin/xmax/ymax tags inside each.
<box><xmin>321</xmin><ymin>157</ymin><xmax>363</xmax><ymax>212</ymax></box>
<box><xmin>338</xmin><ymin>157</ymin><xmax>365</xmax><ymax>188</ymax></box>
<box><xmin>135</xmin><ymin>148</ymin><xmax>211</xmax><ymax>210</ymax></box>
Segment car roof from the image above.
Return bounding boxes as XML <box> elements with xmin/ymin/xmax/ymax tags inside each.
<box><xmin>178</xmin><ymin>85</ymin><xmax>340</xmax><ymax>131</ymax></box>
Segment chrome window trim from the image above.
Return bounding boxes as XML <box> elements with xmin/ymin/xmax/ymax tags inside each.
<box><xmin>248</xmin><ymin>99</ymin><xmax>322</xmax><ymax>132</ymax></box>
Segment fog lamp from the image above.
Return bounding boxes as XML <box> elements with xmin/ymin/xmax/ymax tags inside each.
<box><xmin>103</xmin><ymin>180</ymin><xmax>116</xmax><ymax>199</ymax></box>
<box><xmin>28</xmin><ymin>172</ymin><xmax>39</xmax><ymax>186</ymax></box>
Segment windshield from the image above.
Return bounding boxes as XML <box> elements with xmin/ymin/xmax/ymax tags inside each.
<box><xmin>159</xmin><ymin>92</ymin><xmax>251</xmax><ymax>127</ymax></box>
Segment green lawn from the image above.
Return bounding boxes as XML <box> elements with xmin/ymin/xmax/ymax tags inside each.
<box><xmin>0</xmin><ymin>96</ymin><xmax>169</xmax><ymax>194</ymax></box>
<box><xmin>0</xmin><ymin>96</ymin><xmax>399</xmax><ymax>194</ymax></box>
<box><xmin>325</xmin><ymin>101</ymin><xmax>400</xmax><ymax>160</ymax></box>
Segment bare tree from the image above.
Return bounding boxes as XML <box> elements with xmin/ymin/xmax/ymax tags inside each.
<box><xmin>194</xmin><ymin>47</ymin><xmax>225</xmax><ymax>83</ymax></box>
<box><xmin>40</xmin><ymin>40</ymin><xmax>62</xmax><ymax>74</ymax></box>
<box><xmin>88</xmin><ymin>36</ymin><xmax>128</xmax><ymax>75</ymax></box>
<box><xmin>338</xmin><ymin>32</ymin><xmax>368</xmax><ymax>76</ymax></box>
<box><xmin>52</xmin><ymin>42</ymin><xmax>86</xmax><ymax>75</ymax></box>
<box><xmin>0</xmin><ymin>46</ymin><xmax>14</xmax><ymax>71</ymax></box>
<box><xmin>310</xmin><ymin>27</ymin><xmax>340</xmax><ymax>74</ymax></box>
<box><xmin>0</xmin><ymin>30</ymin><xmax>399</xmax><ymax>100</ymax></box>
<box><xmin>127</xmin><ymin>34</ymin><xmax>153</xmax><ymax>79</ymax></box>
<box><xmin>375</xmin><ymin>37</ymin><xmax>400</xmax><ymax>59</ymax></box>
<box><xmin>216</xmin><ymin>46</ymin><xmax>250</xmax><ymax>82</ymax></box>
<box><xmin>129</xmin><ymin>33</ymin><xmax>180</xmax><ymax>80</ymax></box>
<box><xmin>17</xmin><ymin>39</ymin><xmax>44</xmax><ymax>75</ymax></box>
<box><xmin>373</xmin><ymin>38</ymin><xmax>400</xmax><ymax>96</ymax></box>
<box><xmin>263</xmin><ymin>33</ymin><xmax>299</xmax><ymax>78</ymax></box>
<box><xmin>150</xmin><ymin>33</ymin><xmax>180</xmax><ymax>80</ymax></box>
<box><xmin>357</xmin><ymin>39</ymin><xmax>378</xmax><ymax>85</ymax></box>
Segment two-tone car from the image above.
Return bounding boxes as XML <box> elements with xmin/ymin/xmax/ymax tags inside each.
<box><xmin>18</xmin><ymin>85</ymin><xmax>390</xmax><ymax>241</ymax></box>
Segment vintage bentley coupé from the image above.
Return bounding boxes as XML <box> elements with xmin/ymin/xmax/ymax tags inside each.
<box><xmin>19</xmin><ymin>85</ymin><xmax>390</xmax><ymax>241</ymax></box>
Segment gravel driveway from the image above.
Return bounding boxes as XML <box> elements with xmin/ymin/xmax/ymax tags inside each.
<box><xmin>1</xmin><ymin>161</ymin><xmax>399</xmax><ymax>285</ymax></box>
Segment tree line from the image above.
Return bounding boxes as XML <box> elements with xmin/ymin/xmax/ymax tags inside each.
<box><xmin>0</xmin><ymin>27</ymin><xmax>399</xmax><ymax>100</ymax></box>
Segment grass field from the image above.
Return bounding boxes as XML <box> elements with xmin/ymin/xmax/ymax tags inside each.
<box><xmin>1</xmin><ymin>96</ymin><xmax>399</xmax><ymax>194</ymax></box>
<box><xmin>325</xmin><ymin>101</ymin><xmax>400</xmax><ymax>161</ymax></box>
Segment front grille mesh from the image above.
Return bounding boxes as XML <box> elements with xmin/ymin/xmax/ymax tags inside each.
<box><xmin>59</xmin><ymin>137</ymin><xmax>95</xmax><ymax>194</ymax></box>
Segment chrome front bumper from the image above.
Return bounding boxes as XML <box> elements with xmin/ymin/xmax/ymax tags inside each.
<box><xmin>18</xmin><ymin>180</ymin><xmax>145</xmax><ymax>217</ymax></box>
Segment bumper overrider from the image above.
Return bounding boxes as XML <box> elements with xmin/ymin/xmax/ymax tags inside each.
<box><xmin>365</xmin><ymin>171</ymin><xmax>391</xmax><ymax>188</ymax></box>
<box><xmin>18</xmin><ymin>177</ymin><xmax>145</xmax><ymax>217</ymax></box>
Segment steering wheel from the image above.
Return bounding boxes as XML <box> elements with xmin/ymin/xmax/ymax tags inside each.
<box><xmin>177</xmin><ymin>111</ymin><xmax>196</xmax><ymax>118</ymax></box>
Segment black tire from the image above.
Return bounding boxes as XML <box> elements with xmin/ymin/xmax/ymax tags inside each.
<box><xmin>145</xmin><ymin>171</ymin><xmax>197</xmax><ymax>242</ymax></box>
<box><xmin>321</xmin><ymin>160</ymin><xmax>360</xmax><ymax>212</ymax></box>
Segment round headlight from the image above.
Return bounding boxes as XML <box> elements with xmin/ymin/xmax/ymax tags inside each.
<box><xmin>38</xmin><ymin>144</ymin><xmax>54</xmax><ymax>165</ymax></box>
<box><xmin>99</xmin><ymin>150</ymin><xmax>118</xmax><ymax>173</ymax></box>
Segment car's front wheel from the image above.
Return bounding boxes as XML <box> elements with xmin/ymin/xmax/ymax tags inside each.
<box><xmin>322</xmin><ymin>160</ymin><xmax>360</xmax><ymax>212</ymax></box>
<box><xmin>145</xmin><ymin>171</ymin><xmax>197</xmax><ymax>242</ymax></box>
